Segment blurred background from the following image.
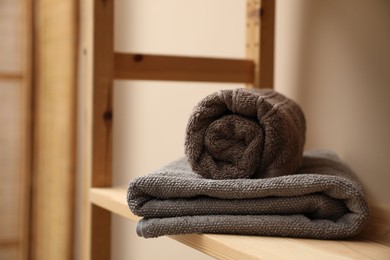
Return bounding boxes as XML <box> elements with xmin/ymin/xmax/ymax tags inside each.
<box><xmin>1</xmin><ymin>0</ymin><xmax>31</xmax><ymax>259</ymax></box>
<box><xmin>1</xmin><ymin>0</ymin><xmax>389</xmax><ymax>259</ymax></box>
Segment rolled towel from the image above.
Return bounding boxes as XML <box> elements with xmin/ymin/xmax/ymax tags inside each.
<box><xmin>127</xmin><ymin>150</ymin><xmax>369</xmax><ymax>239</ymax></box>
<box><xmin>185</xmin><ymin>88</ymin><xmax>306</xmax><ymax>179</ymax></box>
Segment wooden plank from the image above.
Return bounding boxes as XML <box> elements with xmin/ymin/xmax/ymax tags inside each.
<box><xmin>0</xmin><ymin>1</ymin><xmax>32</xmax><ymax>260</ymax></box>
<box><xmin>0</xmin><ymin>0</ymin><xmax>23</xmax><ymax>74</ymax></box>
<box><xmin>0</xmin><ymin>239</ymin><xmax>20</xmax><ymax>260</ymax></box>
<box><xmin>79</xmin><ymin>0</ymin><xmax>93</xmax><ymax>258</ymax></box>
<box><xmin>0</xmin><ymin>239</ymin><xmax>20</xmax><ymax>248</ymax></box>
<box><xmin>114</xmin><ymin>53</ymin><xmax>254</xmax><ymax>83</ymax></box>
<box><xmin>0</xmin><ymin>2</ymin><xmax>25</xmax><ymax>260</ymax></box>
<box><xmin>19</xmin><ymin>0</ymin><xmax>33</xmax><ymax>259</ymax></box>
<box><xmin>91</xmin><ymin>0</ymin><xmax>114</xmax><ymax>189</ymax></box>
<box><xmin>90</xmin><ymin>187</ymin><xmax>390</xmax><ymax>260</ymax></box>
<box><xmin>0</xmin><ymin>72</ymin><xmax>23</xmax><ymax>80</ymax></box>
<box><xmin>80</xmin><ymin>0</ymin><xmax>114</xmax><ymax>259</ymax></box>
<box><xmin>90</xmin><ymin>187</ymin><xmax>139</xmax><ymax>221</ymax></box>
<box><xmin>246</xmin><ymin>0</ymin><xmax>275</xmax><ymax>88</ymax></box>
<box><xmin>259</xmin><ymin>0</ymin><xmax>275</xmax><ymax>88</ymax></box>
<box><xmin>90</xmin><ymin>206</ymin><xmax>111</xmax><ymax>260</ymax></box>
<box><xmin>0</xmin><ymin>81</ymin><xmax>23</xmax><ymax>260</ymax></box>
<box><xmin>246</xmin><ymin>0</ymin><xmax>259</xmax><ymax>87</ymax></box>
<box><xmin>90</xmin><ymin>0</ymin><xmax>114</xmax><ymax>258</ymax></box>
<box><xmin>0</xmin><ymin>247</ymin><xmax>19</xmax><ymax>260</ymax></box>
<box><xmin>31</xmin><ymin>0</ymin><xmax>77</xmax><ymax>259</ymax></box>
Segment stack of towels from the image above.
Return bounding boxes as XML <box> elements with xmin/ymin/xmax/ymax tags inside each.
<box><xmin>127</xmin><ymin>88</ymin><xmax>369</xmax><ymax>239</ymax></box>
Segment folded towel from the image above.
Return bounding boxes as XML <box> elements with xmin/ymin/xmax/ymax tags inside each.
<box><xmin>127</xmin><ymin>150</ymin><xmax>369</xmax><ymax>239</ymax></box>
<box><xmin>185</xmin><ymin>88</ymin><xmax>306</xmax><ymax>179</ymax></box>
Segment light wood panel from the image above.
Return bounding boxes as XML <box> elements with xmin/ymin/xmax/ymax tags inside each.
<box><xmin>246</xmin><ymin>0</ymin><xmax>275</xmax><ymax>88</ymax></box>
<box><xmin>20</xmin><ymin>1</ymin><xmax>33</xmax><ymax>259</ymax></box>
<box><xmin>31</xmin><ymin>0</ymin><xmax>77</xmax><ymax>259</ymax></box>
<box><xmin>0</xmin><ymin>81</ymin><xmax>23</xmax><ymax>260</ymax></box>
<box><xmin>90</xmin><ymin>0</ymin><xmax>114</xmax><ymax>256</ymax></box>
<box><xmin>114</xmin><ymin>53</ymin><xmax>254</xmax><ymax>83</ymax></box>
<box><xmin>80</xmin><ymin>0</ymin><xmax>114</xmax><ymax>259</ymax></box>
<box><xmin>90</xmin><ymin>188</ymin><xmax>139</xmax><ymax>221</ymax></box>
<box><xmin>0</xmin><ymin>0</ymin><xmax>23</xmax><ymax>73</ymax></box>
<box><xmin>0</xmin><ymin>73</ymin><xmax>23</xmax><ymax>80</ymax></box>
<box><xmin>91</xmin><ymin>187</ymin><xmax>390</xmax><ymax>260</ymax></box>
<box><xmin>0</xmin><ymin>0</ymin><xmax>32</xmax><ymax>259</ymax></box>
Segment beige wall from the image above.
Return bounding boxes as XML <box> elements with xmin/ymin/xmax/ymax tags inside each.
<box><xmin>275</xmin><ymin>0</ymin><xmax>390</xmax><ymax>205</ymax></box>
<box><xmin>111</xmin><ymin>0</ymin><xmax>390</xmax><ymax>259</ymax></box>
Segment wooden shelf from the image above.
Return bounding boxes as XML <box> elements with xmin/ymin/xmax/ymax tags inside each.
<box><xmin>90</xmin><ymin>187</ymin><xmax>139</xmax><ymax>222</ymax></box>
<box><xmin>90</xmin><ymin>187</ymin><xmax>390</xmax><ymax>260</ymax></box>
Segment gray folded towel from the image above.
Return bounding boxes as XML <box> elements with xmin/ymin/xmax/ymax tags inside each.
<box><xmin>127</xmin><ymin>150</ymin><xmax>369</xmax><ymax>239</ymax></box>
<box><xmin>185</xmin><ymin>88</ymin><xmax>306</xmax><ymax>179</ymax></box>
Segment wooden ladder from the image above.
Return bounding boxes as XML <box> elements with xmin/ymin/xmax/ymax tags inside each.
<box><xmin>79</xmin><ymin>0</ymin><xmax>390</xmax><ymax>259</ymax></box>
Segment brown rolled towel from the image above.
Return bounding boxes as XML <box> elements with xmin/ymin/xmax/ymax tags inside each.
<box><xmin>185</xmin><ymin>88</ymin><xmax>306</xmax><ymax>179</ymax></box>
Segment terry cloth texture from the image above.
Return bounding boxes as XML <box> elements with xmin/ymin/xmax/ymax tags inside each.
<box><xmin>127</xmin><ymin>150</ymin><xmax>369</xmax><ymax>239</ymax></box>
<box><xmin>185</xmin><ymin>88</ymin><xmax>306</xmax><ymax>179</ymax></box>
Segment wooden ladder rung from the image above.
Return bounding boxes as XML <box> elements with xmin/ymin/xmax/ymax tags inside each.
<box><xmin>0</xmin><ymin>72</ymin><xmax>23</xmax><ymax>80</ymax></box>
<box><xmin>114</xmin><ymin>52</ymin><xmax>254</xmax><ymax>83</ymax></box>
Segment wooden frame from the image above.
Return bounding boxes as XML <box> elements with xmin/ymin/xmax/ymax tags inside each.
<box><xmin>0</xmin><ymin>0</ymin><xmax>32</xmax><ymax>259</ymax></box>
<box><xmin>20</xmin><ymin>1</ymin><xmax>33</xmax><ymax>259</ymax></box>
<box><xmin>114</xmin><ymin>53</ymin><xmax>254</xmax><ymax>83</ymax></box>
<box><xmin>31</xmin><ymin>0</ymin><xmax>78</xmax><ymax>259</ymax></box>
<box><xmin>80</xmin><ymin>0</ymin><xmax>274</xmax><ymax>259</ymax></box>
<box><xmin>79</xmin><ymin>1</ymin><xmax>390</xmax><ymax>259</ymax></box>
<box><xmin>246</xmin><ymin>0</ymin><xmax>275</xmax><ymax>87</ymax></box>
<box><xmin>80</xmin><ymin>0</ymin><xmax>114</xmax><ymax>259</ymax></box>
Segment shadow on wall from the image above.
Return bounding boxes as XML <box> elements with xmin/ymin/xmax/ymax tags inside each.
<box><xmin>293</xmin><ymin>0</ymin><xmax>390</xmax><ymax>204</ymax></box>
